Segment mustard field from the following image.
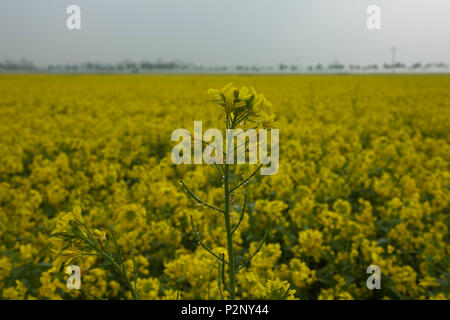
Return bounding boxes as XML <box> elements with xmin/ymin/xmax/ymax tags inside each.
<box><xmin>0</xmin><ymin>74</ymin><xmax>448</xmax><ymax>300</ymax></box>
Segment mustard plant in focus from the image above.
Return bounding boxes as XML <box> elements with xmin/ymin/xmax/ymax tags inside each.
<box><xmin>177</xmin><ymin>84</ymin><xmax>291</xmax><ymax>299</ymax></box>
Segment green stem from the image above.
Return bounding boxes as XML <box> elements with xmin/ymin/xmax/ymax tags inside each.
<box><xmin>109</xmin><ymin>231</ymin><xmax>140</xmax><ymax>300</ymax></box>
<box><xmin>224</xmin><ymin>162</ymin><xmax>236</xmax><ymax>299</ymax></box>
<box><xmin>96</xmin><ymin>245</ymin><xmax>138</xmax><ymax>299</ymax></box>
<box><xmin>81</xmin><ymin>230</ymin><xmax>139</xmax><ymax>300</ymax></box>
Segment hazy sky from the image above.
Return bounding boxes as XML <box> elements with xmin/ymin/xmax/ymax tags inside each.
<box><xmin>1</xmin><ymin>0</ymin><xmax>449</xmax><ymax>66</ymax></box>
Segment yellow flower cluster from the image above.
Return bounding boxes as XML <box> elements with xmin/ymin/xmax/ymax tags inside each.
<box><xmin>208</xmin><ymin>83</ymin><xmax>277</xmax><ymax>128</ymax></box>
<box><xmin>0</xmin><ymin>74</ymin><xmax>448</xmax><ymax>300</ymax></box>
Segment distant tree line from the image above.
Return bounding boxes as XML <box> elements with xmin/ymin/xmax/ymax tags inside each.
<box><xmin>0</xmin><ymin>59</ymin><xmax>448</xmax><ymax>73</ymax></box>
<box><xmin>0</xmin><ymin>59</ymin><xmax>37</xmax><ymax>71</ymax></box>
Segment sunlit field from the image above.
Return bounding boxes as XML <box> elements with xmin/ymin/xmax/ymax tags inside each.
<box><xmin>0</xmin><ymin>74</ymin><xmax>448</xmax><ymax>300</ymax></box>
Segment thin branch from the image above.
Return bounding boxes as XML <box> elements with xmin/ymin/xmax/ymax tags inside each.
<box><xmin>213</xmin><ymin>162</ymin><xmax>225</xmax><ymax>181</ymax></box>
<box><xmin>81</xmin><ymin>289</ymin><xmax>106</xmax><ymax>300</ymax></box>
<box><xmin>131</xmin><ymin>247</ymin><xmax>138</xmax><ymax>293</ymax></box>
<box><xmin>110</xmin><ymin>230</ymin><xmax>140</xmax><ymax>300</ymax></box>
<box><xmin>282</xmin><ymin>284</ymin><xmax>292</xmax><ymax>299</ymax></box>
<box><xmin>232</xmin><ymin>111</ymin><xmax>250</xmax><ymax>127</ymax></box>
<box><xmin>229</xmin><ymin>164</ymin><xmax>263</xmax><ymax>193</ymax></box>
<box><xmin>81</xmin><ymin>221</ymin><xmax>96</xmax><ymax>243</ymax></box>
<box><xmin>104</xmin><ymin>236</ymin><xmax>115</xmax><ymax>261</ymax></box>
<box><xmin>234</xmin><ymin>125</ymin><xmax>258</xmax><ymax>135</ymax></box>
<box><xmin>235</xmin><ymin>231</ymin><xmax>269</xmax><ymax>273</ymax></box>
<box><xmin>217</xmin><ymin>258</ymin><xmax>224</xmax><ymax>300</ymax></box>
<box><xmin>220</xmin><ymin>253</ymin><xmax>231</xmax><ymax>294</ymax></box>
<box><xmin>80</xmin><ymin>253</ymin><xmax>102</xmax><ymax>257</ymax></box>
<box><xmin>231</xmin><ymin>194</ymin><xmax>247</xmax><ymax>235</ymax></box>
<box><xmin>180</xmin><ymin>180</ymin><xmax>225</xmax><ymax>215</ymax></box>
<box><xmin>193</xmin><ymin>137</ymin><xmax>226</xmax><ymax>156</ymax></box>
<box><xmin>110</xmin><ymin>230</ymin><xmax>125</xmax><ymax>270</ymax></box>
<box><xmin>231</xmin><ymin>139</ymin><xmax>251</xmax><ymax>154</ymax></box>
<box><xmin>190</xmin><ymin>216</ymin><xmax>229</xmax><ymax>265</ymax></box>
